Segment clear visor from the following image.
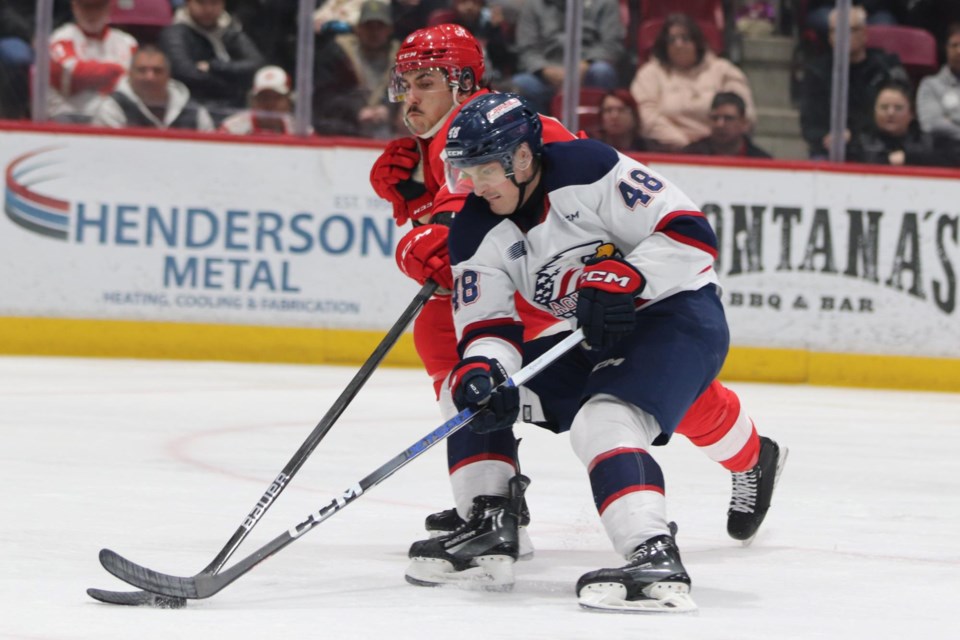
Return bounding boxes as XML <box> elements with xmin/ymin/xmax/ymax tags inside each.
<box><xmin>444</xmin><ymin>157</ymin><xmax>510</xmax><ymax>194</ymax></box>
<box><xmin>388</xmin><ymin>65</ymin><xmax>457</xmax><ymax>103</ymax></box>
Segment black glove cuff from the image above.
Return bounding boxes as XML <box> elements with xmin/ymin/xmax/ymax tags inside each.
<box><xmin>395</xmin><ymin>179</ymin><xmax>427</xmax><ymax>200</ymax></box>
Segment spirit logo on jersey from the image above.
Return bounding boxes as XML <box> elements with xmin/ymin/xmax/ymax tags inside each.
<box><xmin>533</xmin><ymin>241</ymin><xmax>623</xmax><ymax>318</ymax></box>
<box><xmin>591</xmin><ymin>243</ymin><xmax>622</xmax><ymax>261</ymax></box>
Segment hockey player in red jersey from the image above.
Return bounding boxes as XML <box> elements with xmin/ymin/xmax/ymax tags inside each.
<box><xmin>371</xmin><ymin>23</ymin><xmax>576</xmax><ymax>392</ymax></box>
<box><xmin>369</xmin><ymin>24</ymin><xmax>577</xmax><ymax>548</ymax></box>
<box><xmin>402</xmin><ymin>93</ymin><xmax>788</xmax><ymax>612</ymax></box>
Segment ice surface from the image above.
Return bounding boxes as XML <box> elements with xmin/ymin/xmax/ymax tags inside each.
<box><xmin>2</xmin><ymin>356</ymin><xmax>958</xmax><ymax>639</ymax></box>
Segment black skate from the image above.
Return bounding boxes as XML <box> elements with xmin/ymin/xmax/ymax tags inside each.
<box><xmin>406</xmin><ymin>475</ymin><xmax>530</xmax><ymax>589</ymax></box>
<box><xmin>576</xmin><ymin>534</ymin><xmax>697</xmax><ymax>613</ymax></box>
<box><xmin>424</xmin><ymin>494</ymin><xmax>534</xmax><ymax>559</ymax></box>
<box><xmin>424</xmin><ymin>508</ymin><xmax>465</xmax><ymax>534</ymax></box>
<box><xmin>727</xmin><ymin>436</ymin><xmax>788</xmax><ymax>545</ymax></box>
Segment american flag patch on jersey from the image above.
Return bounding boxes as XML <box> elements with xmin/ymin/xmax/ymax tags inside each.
<box><xmin>506</xmin><ymin>241</ymin><xmax>527</xmax><ymax>260</ymax></box>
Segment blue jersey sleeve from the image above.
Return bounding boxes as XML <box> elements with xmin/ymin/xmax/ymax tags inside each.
<box><xmin>448</xmin><ymin>194</ymin><xmax>502</xmax><ymax>266</ymax></box>
<box><xmin>541</xmin><ymin>138</ymin><xmax>621</xmax><ymax>193</ymax></box>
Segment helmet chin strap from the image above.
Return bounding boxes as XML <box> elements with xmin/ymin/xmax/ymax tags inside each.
<box><xmin>507</xmin><ymin>159</ymin><xmax>540</xmax><ymax>216</ymax></box>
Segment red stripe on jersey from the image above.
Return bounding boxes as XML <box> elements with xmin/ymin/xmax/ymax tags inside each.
<box><xmin>598</xmin><ymin>484</ymin><xmax>665</xmax><ymax>515</ymax></box>
<box><xmin>662</xmin><ymin>229</ymin><xmax>719</xmax><ymax>259</ymax></box>
<box><xmin>448</xmin><ymin>453</ymin><xmax>516</xmax><ymax>475</ymax></box>
<box><xmin>588</xmin><ymin>447</ymin><xmax>648</xmax><ymax>473</ymax></box>
<box><xmin>655</xmin><ymin>209</ymin><xmax>719</xmax><ymax>259</ymax></box>
<box><xmin>558</xmin><ymin>267</ymin><xmax>578</xmax><ymax>297</ymax></box>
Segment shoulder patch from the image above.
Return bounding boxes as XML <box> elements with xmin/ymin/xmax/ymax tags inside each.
<box><xmin>505</xmin><ymin>241</ymin><xmax>526</xmax><ymax>260</ymax></box>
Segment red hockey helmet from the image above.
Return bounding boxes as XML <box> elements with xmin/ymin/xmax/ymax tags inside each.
<box><xmin>389</xmin><ymin>24</ymin><xmax>485</xmax><ymax>102</ymax></box>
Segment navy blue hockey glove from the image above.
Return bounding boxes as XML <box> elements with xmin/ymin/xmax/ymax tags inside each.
<box><xmin>449</xmin><ymin>356</ymin><xmax>520</xmax><ymax>434</ymax></box>
<box><xmin>576</xmin><ymin>257</ymin><xmax>645</xmax><ymax>350</ymax></box>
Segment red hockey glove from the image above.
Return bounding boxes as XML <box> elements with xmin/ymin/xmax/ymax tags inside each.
<box><xmin>576</xmin><ymin>257</ymin><xmax>645</xmax><ymax>350</ymax></box>
<box><xmin>449</xmin><ymin>356</ymin><xmax>520</xmax><ymax>434</ymax></box>
<box><xmin>395</xmin><ymin>223</ymin><xmax>453</xmax><ymax>290</ymax></box>
<box><xmin>370</xmin><ymin>137</ymin><xmax>433</xmax><ymax>226</ymax></box>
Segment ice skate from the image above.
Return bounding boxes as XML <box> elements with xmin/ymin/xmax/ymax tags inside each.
<box><xmin>424</xmin><ymin>493</ymin><xmax>534</xmax><ymax>560</ymax></box>
<box><xmin>406</xmin><ymin>475</ymin><xmax>529</xmax><ymax>589</ymax></box>
<box><xmin>576</xmin><ymin>534</ymin><xmax>697</xmax><ymax>613</ymax></box>
<box><xmin>728</xmin><ymin>436</ymin><xmax>788</xmax><ymax>545</ymax></box>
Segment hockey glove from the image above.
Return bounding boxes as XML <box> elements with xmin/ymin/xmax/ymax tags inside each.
<box><xmin>576</xmin><ymin>257</ymin><xmax>645</xmax><ymax>350</ymax></box>
<box><xmin>449</xmin><ymin>356</ymin><xmax>520</xmax><ymax>434</ymax></box>
<box><xmin>369</xmin><ymin>137</ymin><xmax>434</xmax><ymax>226</ymax></box>
<box><xmin>395</xmin><ymin>223</ymin><xmax>453</xmax><ymax>290</ymax></box>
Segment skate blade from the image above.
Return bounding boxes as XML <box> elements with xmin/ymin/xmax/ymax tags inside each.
<box><xmin>578</xmin><ymin>582</ymin><xmax>698</xmax><ymax>614</ymax></box>
<box><xmin>517</xmin><ymin>528</ymin><xmax>534</xmax><ymax>561</ymax></box>
<box><xmin>741</xmin><ymin>446</ymin><xmax>790</xmax><ymax>548</ymax></box>
<box><xmin>405</xmin><ymin>554</ymin><xmax>515</xmax><ymax>591</ymax></box>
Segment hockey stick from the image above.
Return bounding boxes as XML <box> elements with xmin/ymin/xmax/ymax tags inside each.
<box><xmin>87</xmin><ymin>281</ymin><xmax>439</xmax><ymax>607</ymax></box>
<box><xmin>98</xmin><ymin>328</ymin><xmax>584</xmax><ymax>600</ymax></box>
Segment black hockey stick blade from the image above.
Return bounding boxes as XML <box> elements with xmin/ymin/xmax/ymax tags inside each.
<box><xmin>98</xmin><ymin>329</ymin><xmax>584</xmax><ymax>600</ymax></box>
<box><xmin>87</xmin><ymin>281</ymin><xmax>438</xmax><ymax>606</ymax></box>
<box><xmin>86</xmin><ymin>587</ymin><xmax>186</xmax><ymax>609</ymax></box>
<box><xmin>98</xmin><ymin>550</ymin><xmax>208</xmax><ymax>599</ymax></box>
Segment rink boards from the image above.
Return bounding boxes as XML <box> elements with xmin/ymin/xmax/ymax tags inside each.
<box><xmin>1</xmin><ymin>123</ymin><xmax>958</xmax><ymax>390</ymax></box>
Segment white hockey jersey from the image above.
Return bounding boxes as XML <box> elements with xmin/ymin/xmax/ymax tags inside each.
<box><xmin>48</xmin><ymin>23</ymin><xmax>138</xmax><ymax>120</ymax></box>
<box><xmin>447</xmin><ymin>138</ymin><xmax>720</xmax><ymax>373</ymax></box>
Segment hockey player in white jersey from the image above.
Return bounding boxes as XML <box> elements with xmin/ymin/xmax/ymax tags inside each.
<box><xmin>402</xmin><ymin>93</ymin><xmax>787</xmax><ymax>612</ymax></box>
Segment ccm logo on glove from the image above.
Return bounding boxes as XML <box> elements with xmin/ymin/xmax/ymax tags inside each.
<box><xmin>579</xmin><ymin>259</ymin><xmax>645</xmax><ymax>292</ymax></box>
<box><xmin>576</xmin><ymin>257</ymin><xmax>645</xmax><ymax>351</ymax></box>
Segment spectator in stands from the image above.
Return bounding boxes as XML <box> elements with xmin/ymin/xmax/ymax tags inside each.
<box><xmin>897</xmin><ymin>0</ymin><xmax>960</xmax><ymax>53</ymax></box>
<box><xmin>441</xmin><ymin>0</ymin><xmax>517</xmax><ymax>86</ymax></box>
<box><xmin>593</xmin><ymin>89</ymin><xmax>649</xmax><ymax>153</ymax></box>
<box><xmin>231</xmin><ymin>0</ymin><xmax>299</xmax><ymax>75</ymax></box>
<box><xmin>313</xmin><ymin>0</ymin><xmax>365</xmax><ymax>34</ymax></box>
<box><xmin>47</xmin><ymin>0</ymin><xmax>138</xmax><ymax>122</ymax></box>
<box><xmin>220</xmin><ymin>64</ymin><xmax>296</xmax><ymax>135</ymax></box>
<box><xmin>630</xmin><ymin>13</ymin><xmax>756</xmax><ymax>152</ymax></box>
<box><xmin>92</xmin><ymin>44</ymin><xmax>214</xmax><ymax>130</ymax></box>
<box><xmin>805</xmin><ymin>1</ymin><xmax>899</xmax><ymax>43</ymax></box>
<box><xmin>313</xmin><ymin>0</ymin><xmax>400</xmax><ymax>138</ymax></box>
<box><xmin>510</xmin><ymin>0</ymin><xmax>623</xmax><ymax>115</ymax></box>
<box><xmin>847</xmin><ymin>80</ymin><xmax>950</xmax><ymax>166</ymax></box>
<box><xmin>391</xmin><ymin>0</ymin><xmax>449</xmax><ymax>40</ymax></box>
<box><xmin>160</xmin><ymin>0</ymin><xmax>265</xmax><ymax>124</ymax></box>
<box><xmin>799</xmin><ymin>5</ymin><xmax>909</xmax><ymax>159</ymax></box>
<box><xmin>917</xmin><ymin>22</ymin><xmax>960</xmax><ymax>157</ymax></box>
<box><xmin>0</xmin><ymin>0</ymin><xmax>33</xmax><ymax>119</ymax></box>
<box><xmin>683</xmin><ymin>91</ymin><xmax>772</xmax><ymax>158</ymax></box>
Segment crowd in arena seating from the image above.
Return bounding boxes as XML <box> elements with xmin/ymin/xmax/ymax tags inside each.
<box><xmin>1</xmin><ymin>0</ymin><xmax>959</xmax><ymax>167</ymax></box>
